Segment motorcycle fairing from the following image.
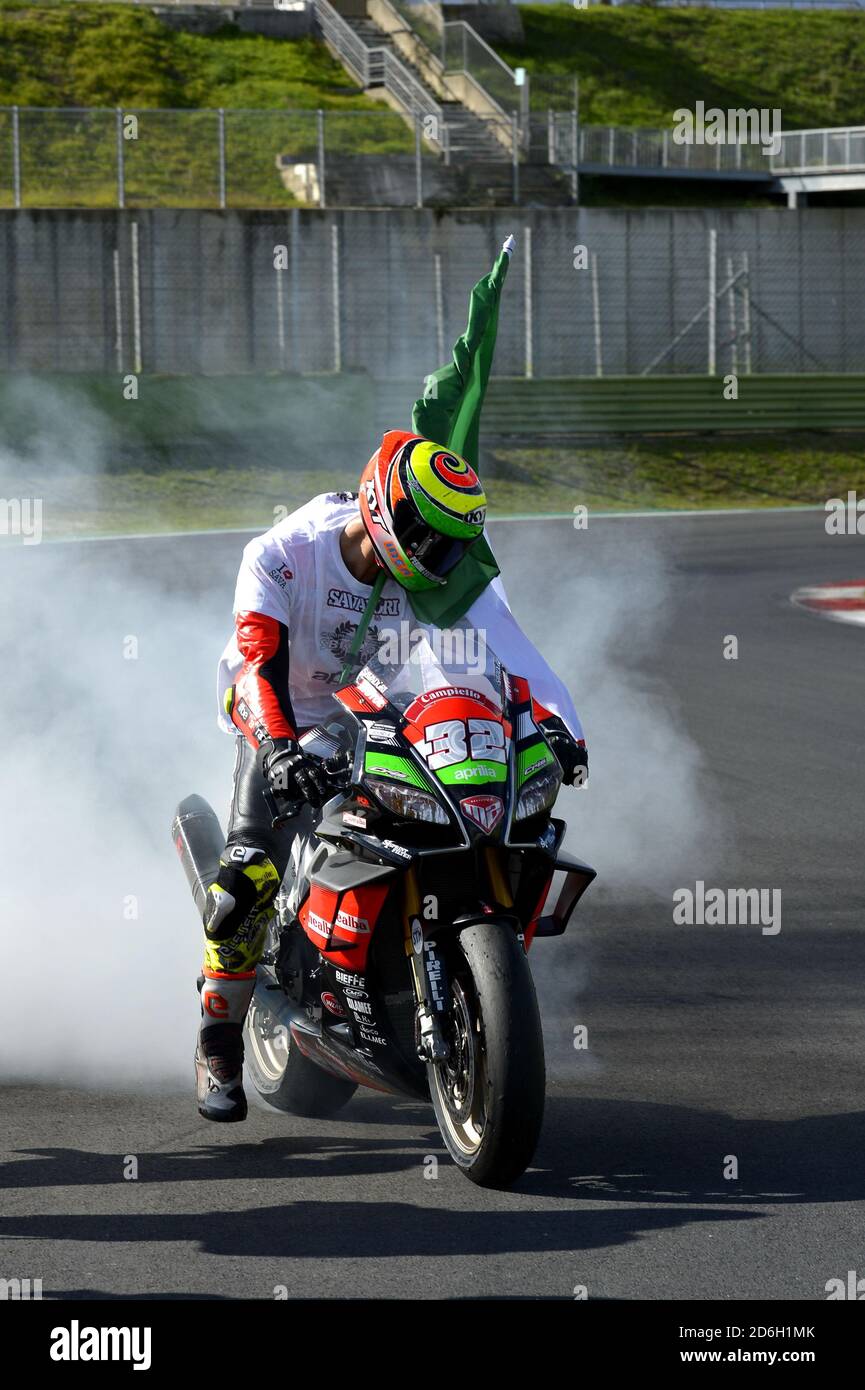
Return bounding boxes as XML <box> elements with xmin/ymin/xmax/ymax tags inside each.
<box><xmin>402</xmin><ymin>690</ymin><xmax>511</xmax><ymax>790</ymax></box>
<box><xmin>299</xmin><ymin>878</ymin><xmax>391</xmax><ymax>970</ymax></box>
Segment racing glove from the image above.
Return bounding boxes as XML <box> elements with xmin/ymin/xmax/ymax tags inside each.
<box><xmin>258</xmin><ymin>737</ymin><xmax>331</xmax><ymax>808</ymax></box>
<box><xmin>541</xmin><ymin>717</ymin><xmax>588</xmax><ymax>787</ymax></box>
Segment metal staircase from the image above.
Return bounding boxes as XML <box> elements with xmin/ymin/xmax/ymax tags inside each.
<box><xmin>309</xmin><ymin>0</ymin><xmax>572</xmax><ymax>205</ymax></box>
<box><xmin>344</xmin><ymin>15</ymin><xmax>506</xmax><ymax>160</ymax></box>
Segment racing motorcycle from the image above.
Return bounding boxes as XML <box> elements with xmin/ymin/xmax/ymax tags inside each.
<box><xmin>173</xmin><ymin>631</ymin><xmax>595</xmax><ymax>1188</ymax></box>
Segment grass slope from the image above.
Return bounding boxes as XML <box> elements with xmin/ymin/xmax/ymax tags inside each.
<box><xmin>3</xmin><ymin>1</ymin><xmax>865</xmax><ymax>129</ymax></box>
<box><xmin>0</xmin><ymin>1</ymin><xmax>373</xmax><ymax>109</ymax></box>
<box><xmin>506</xmin><ymin>5</ymin><xmax>865</xmax><ymax>128</ymax></box>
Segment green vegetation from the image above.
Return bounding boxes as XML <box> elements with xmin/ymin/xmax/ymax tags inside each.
<box><xmin>0</xmin><ymin>2</ymin><xmax>372</xmax><ymax>109</ymax></box>
<box><xmin>3</xmin><ymin>1</ymin><xmax>864</xmax><ymax>129</ymax></box>
<box><xmin>6</xmin><ymin>432</ymin><xmax>859</xmax><ymax>538</ymax></box>
<box><xmin>0</xmin><ymin>2</ymin><xmax>409</xmax><ymax>207</ymax></box>
<box><xmin>508</xmin><ymin>5</ymin><xmax>865</xmax><ymax>128</ymax></box>
<box><xmin>482</xmin><ymin>434</ymin><xmax>865</xmax><ymax>515</ymax></box>
<box><xmin>5</xmin><ymin>446</ymin><xmax>858</xmax><ymax>538</ymax></box>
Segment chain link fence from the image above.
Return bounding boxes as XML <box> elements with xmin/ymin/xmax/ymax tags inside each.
<box><xmin>0</xmin><ymin>108</ymin><xmax>421</xmax><ymax>210</ymax></box>
<box><xmin>16</xmin><ymin>105</ymin><xmax>852</xmax><ymax>211</ymax></box>
<box><xmin>2</xmin><ymin>207</ymin><xmax>865</xmax><ymax>379</ymax></box>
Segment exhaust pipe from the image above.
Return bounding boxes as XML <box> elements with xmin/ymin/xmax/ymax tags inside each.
<box><xmin>171</xmin><ymin>794</ymin><xmax>224</xmax><ymax>919</ymax></box>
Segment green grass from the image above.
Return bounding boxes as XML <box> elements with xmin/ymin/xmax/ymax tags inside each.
<box><xmin>6</xmin><ymin>435</ymin><xmax>863</xmax><ymax>539</ymax></box>
<box><xmin>0</xmin><ymin>2</ymin><xmax>375</xmax><ymax>109</ymax></box>
<box><xmin>482</xmin><ymin>435</ymin><xmax>865</xmax><ymax>515</ymax></box>
<box><xmin>507</xmin><ymin>5</ymin><xmax>865</xmax><ymax>127</ymax></box>
<box><xmin>0</xmin><ymin>2</ymin><xmax>410</xmax><ymax>207</ymax></box>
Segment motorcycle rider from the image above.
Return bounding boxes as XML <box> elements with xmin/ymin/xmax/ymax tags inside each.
<box><xmin>196</xmin><ymin>430</ymin><xmax>587</xmax><ymax>1121</ymax></box>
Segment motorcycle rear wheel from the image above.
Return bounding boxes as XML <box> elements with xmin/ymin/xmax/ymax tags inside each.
<box><xmin>244</xmin><ymin>997</ymin><xmax>357</xmax><ymax>1118</ymax></box>
<box><xmin>428</xmin><ymin>921</ymin><xmax>546</xmax><ymax>1188</ymax></box>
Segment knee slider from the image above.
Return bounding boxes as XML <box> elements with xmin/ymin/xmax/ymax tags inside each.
<box><xmin>203</xmin><ymin>846</ymin><xmax>280</xmax><ymax>942</ymax></box>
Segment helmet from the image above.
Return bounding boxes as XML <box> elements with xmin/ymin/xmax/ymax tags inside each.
<box><xmin>358</xmin><ymin>431</ymin><xmax>486</xmax><ymax>592</ymax></box>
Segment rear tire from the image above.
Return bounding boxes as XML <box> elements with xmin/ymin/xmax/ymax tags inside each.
<box><xmin>428</xmin><ymin>922</ymin><xmax>545</xmax><ymax>1188</ymax></box>
<box><xmin>244</xmin><ymin>996</ymin><xmax>357</xmax><ymax>1118</ymax></box>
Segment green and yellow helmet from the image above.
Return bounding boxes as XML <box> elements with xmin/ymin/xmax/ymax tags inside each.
<box><xmin>358</xmin><ymin>430</ymin><xmax>487</xmax><ymax>592</ymax></box>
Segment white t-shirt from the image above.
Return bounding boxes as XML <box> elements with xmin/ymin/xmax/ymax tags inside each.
<box><xmin>216</xmin><ymin>493</ymin><xmax>583</xmax><ymax>741</ymax></box>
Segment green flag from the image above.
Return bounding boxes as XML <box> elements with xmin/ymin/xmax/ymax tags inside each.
<box><xmin>408</xmin><ymin>235</ymin><xmax>514</xmax><ymax>627</ymax></box>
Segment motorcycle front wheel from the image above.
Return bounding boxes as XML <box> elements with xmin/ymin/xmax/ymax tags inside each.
<box><xmin>428</xmin><ymin>921</ymin><xmax>546</xmax><ymax>1189</ymax></box>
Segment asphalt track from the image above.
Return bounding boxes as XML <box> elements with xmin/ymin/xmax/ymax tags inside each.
<box><xmin>2</xmin><ymin>507</ymin><xmax>864</xmax><ymax>1301</ymax></box>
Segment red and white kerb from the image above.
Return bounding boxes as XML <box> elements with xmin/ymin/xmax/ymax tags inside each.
<box><xmin>791</xmin><ymin>580</ymin><xmax>865</xmax><ymax>628</ymax></box>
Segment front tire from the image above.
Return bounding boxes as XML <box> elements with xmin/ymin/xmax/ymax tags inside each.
<box><xmin>428</xmin><ymin>922</ymin><xmax>546</xmax><ymax>1188</ymax></box>
<box><xmin>244</xmin><ymin>996</ymin><xmax>357</xmax><ymax>1118</ymax></box>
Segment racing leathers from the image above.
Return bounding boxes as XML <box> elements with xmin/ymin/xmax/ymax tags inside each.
<box><xmin>195</xmin><ymin>491</ymin><xmax>585</xmax><ymax>1121</ymax></box>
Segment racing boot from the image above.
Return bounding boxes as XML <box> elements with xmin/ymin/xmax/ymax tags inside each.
<box><xmin>195</xmin><ymin>971</ymin><xmax>256</xmax><ymax>1122</ymax></box>
<box><xmin>195</xmin><ymin>843</ymin><xmax>281</xmax><ymax>1122</ymax></box>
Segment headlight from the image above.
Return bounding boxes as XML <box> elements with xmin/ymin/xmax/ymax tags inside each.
<box><xmin>515</xmin><ymin>767</ymin><xmax>562</xmax><ymax>820</ymax></box>
<box><xmin>365</xmin><ymin>776</ymin><xmax>450</xmax><ymax>825</ymax></box>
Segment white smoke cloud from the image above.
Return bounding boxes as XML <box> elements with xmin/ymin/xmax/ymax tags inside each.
<box><xmin>1</xmin><ymin>389</ymin><xmax>720</xmax><ymax>1089</ymax></box>
<box><xmin>498</xmin><ymin>518</ymin><xmax>724</xmax><ymax>1073</ymax></box>
<box><xmin>0</xmin><ymin>486</ymin><xmax>233</xmax><ymax>1088</ymax></box>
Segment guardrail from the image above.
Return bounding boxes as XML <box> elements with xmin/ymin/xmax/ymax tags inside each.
<box><xmin>388</xmin><ymin>0</ymin><xmax>443</xmax><ymax>53</ymax></box>
<box><xmin>375</xmin><ymin>374</ymin><xmax>865</xmax><ymax>437</ymax></box>
<box><xmin>548</xmin><ymin>119</ymin><xmax>865</xmax><ymax>178</ymax></box>
<box><xmin>442</xmin><ymin>21</ymin><xmax>523</xmax><ymax>122</ymax></box>
<box><xmin>772</xmin><ymin>126</ymin><xmax>865</xmax><ymax>173</ymax></box>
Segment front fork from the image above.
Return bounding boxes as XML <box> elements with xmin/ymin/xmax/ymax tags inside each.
<box><xmin>402</xmin><ymin>849</ymin><xmax>517</xmax><ymax>1063</ymax></box>
<box><xmin>403</xmin><ymin>866</ymin><xmax>449</xmax><ymax>1063</ymax></box>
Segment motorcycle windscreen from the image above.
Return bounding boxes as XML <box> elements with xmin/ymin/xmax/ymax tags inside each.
<box><xmin>354</xmin><ymin>624</ymin><xmax>514</xmax><ymax>835</ymax></box>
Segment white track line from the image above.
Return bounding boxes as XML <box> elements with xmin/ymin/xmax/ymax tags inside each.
<box><xmin>27</xmin><ymin>504</ymin><xmax>826</xmax><ymax>548</ymax></box>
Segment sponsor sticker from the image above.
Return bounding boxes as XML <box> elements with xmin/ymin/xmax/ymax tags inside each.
<box><xmin>367</xmin><ymin>721</ymin><xmax>398</xmax><ymax>744</ymax></box>
<box><xmin>268</xmin><ymin>565</ymin><xmax>294</xmax><ymax>590</ymax></box>
<box><xmin>381</xmin><ymin>839</ymin><xmax>412</xmax><ymax>860</ymax></box>
<box><xmin>335</xmin><ymin>968</ymin><xmax>365</xmax><ymax>987</ymax></box>
<box><xmin>460</xmin><ymin>794</ymin><xmax>505</xmax><ymax>833</ymax></box>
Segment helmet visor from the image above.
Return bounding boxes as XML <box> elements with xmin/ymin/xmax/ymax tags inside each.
<box><xmin>392</xmin><ymin>499</ymin><xmax>476</xmax><ymax>583</ymax></box>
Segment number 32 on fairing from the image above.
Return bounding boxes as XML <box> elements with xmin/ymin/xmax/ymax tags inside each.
<box><xmin>419</xmin><ymin>719</ymin><xmax>507</xmax><ymax>770</ymax></box>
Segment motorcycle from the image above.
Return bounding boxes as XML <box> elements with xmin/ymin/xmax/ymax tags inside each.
<box><xmin>173</xmin><ymin>630</ymin><xmax>595</xmax><ymax>1188</ymax></box>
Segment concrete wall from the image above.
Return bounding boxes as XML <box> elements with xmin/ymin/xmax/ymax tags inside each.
<box><xmin>2</xmin><ymin>207</ymin><xmax>864</xmax><ymax>379</ymax></box>
<box><xmin>153</xmin><ymin>5</ymin><xmax>315</xmax><ymax>38</ymax></box>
